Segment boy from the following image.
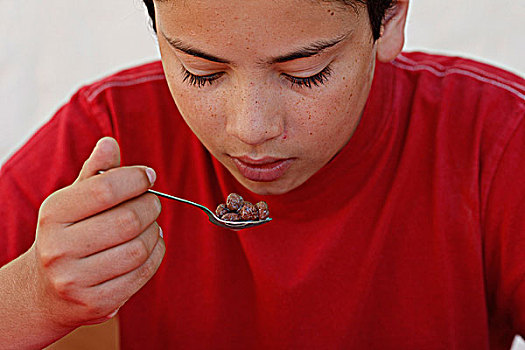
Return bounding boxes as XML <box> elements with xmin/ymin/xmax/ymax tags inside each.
<box><xmin>1</xmin><ymin>0</ymin><xmax>524</xmax><ymax>348</ymax></box>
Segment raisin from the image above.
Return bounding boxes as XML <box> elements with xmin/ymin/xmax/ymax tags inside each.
<box><xmin>221</xmin><ymin>212</ymin><xmax>241</xmax><ymax>222</ymax></box>
<box><xmin>239</xmin><ymin>202</ymin><xmax>259</xmax><ymax>221</ymax></box>
<box><xmin>216</xmin><ymin>203</ymin><xmax>229</xmax><ymax>217</ymax></box>
<box><xmin>218</xmin><ymin>194</ymin><xmax>270</xmax><ymax>223</ymax></box>
<box><xmin>226</xmin><ymin>193</ymin><xmax>243</xmax><ymax>211</ymax></box>
<box><xmin>256</xmin><ymin>201</ymin><xmax>270</xmax><ymax>220</ymax></box>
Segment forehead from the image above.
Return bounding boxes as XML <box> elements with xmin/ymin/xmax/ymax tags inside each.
<box><xmin>155</xmin><ymin>0</ymin><xmax>366</xmax><ymax>59</ymax></box>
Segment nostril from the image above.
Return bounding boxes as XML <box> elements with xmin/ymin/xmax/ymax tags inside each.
<box><xmin>226</xmin><ymin>121</ymin><xmax>284</xmax><ymax>146</ymax></box>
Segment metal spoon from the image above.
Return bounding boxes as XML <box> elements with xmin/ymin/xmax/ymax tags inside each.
<box><xmin>97</xmin><ymin>171</ymin><xmax>272</xmax><ymax>230</ymax></box>
<box><xmin>149</xmin><ymin>189</ymin><xmax>272</xmax><ymax>230</ymax></box>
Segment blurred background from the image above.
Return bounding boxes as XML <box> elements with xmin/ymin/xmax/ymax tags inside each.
<box><xmin>1</xmin><ymin>0</ymin><xmax>524</xmax><ymax>348</ymax></box>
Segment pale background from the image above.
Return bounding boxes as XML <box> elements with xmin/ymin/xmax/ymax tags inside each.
<box><xmin>1</xmin><ymin>0</ymin><xmax>524</xmax><ymax>348</ymax></box>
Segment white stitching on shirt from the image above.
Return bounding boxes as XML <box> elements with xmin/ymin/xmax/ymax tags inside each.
<box><xmin>391</xmin><ymin>58</ymin><xmax>525</xmax><ymax>101</ymax></box>
<box><xmin>85</xmin><ymin>72</ymin><xmax>166</xmax><ymax>102</ymax></box>
<box><xmin>84</xmin><ymin>69</ymin><xmax>164</xmax><ymax>94</ymax></box>
<box><xmin>397</xmin><ymin>54</ymin><xmax>525</xmax><ymax>92</ymax></box>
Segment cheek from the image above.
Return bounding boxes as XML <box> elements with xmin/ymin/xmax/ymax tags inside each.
<box><xmin>290</xmin><ymin>83</ymin><xmax>358</xmax><ymax>139</ymax></box>
<box><xmin>167</xmin><ymin>82</ymin><xmax>226</xmax><ymax>142</ymax></box>
<box><xmin>289</xmin><ymin>60</ymin><xmax>372</xmax><ymax>157</ymax></box>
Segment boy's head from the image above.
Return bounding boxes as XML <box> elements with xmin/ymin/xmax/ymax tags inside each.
<box><xmin>145</xmin><ymin>0</ymin><xmax>407</xmax><ymax>195</ymax></box>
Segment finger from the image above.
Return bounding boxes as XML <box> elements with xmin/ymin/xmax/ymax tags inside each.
<box><xmin>89</xmin><ymin>236</ymin><xmax>166</xmax><ymax>310</ymax></box>
<box><xmin>43</xmin><ymin>166</ymin><xmax>157</xmax><ymax>224</ymax></box>
<box><xmin>62</xmin><ymin>192</ymin><xmax>161</xmax><ymax>257</ymax></box>
<box><xmin>75</xmin><ymin>223</ymin><xmax>161</xmax><ymax>287</ymax></box>
<box><xmin>76</xmin><ymin>137</ymin><xmax>121</xmax><ymax>183</ymax></box>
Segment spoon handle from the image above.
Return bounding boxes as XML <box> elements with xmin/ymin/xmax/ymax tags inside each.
<box><xmin>98</xmin><ymin>170</ymin><xmax>215</xmax><ymax>216</ymax></box>
<box><xmin>147</xmin><ymin>189</ymin><xmax>214</xmax><ymax>214</ymax></box>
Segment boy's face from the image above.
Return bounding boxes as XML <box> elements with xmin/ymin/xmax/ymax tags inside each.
<box><xmin>155</xmin><ymin>0</ymin><xmax>377</xmax><ymax>195</ymax></box>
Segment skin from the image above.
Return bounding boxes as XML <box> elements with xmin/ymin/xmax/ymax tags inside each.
<box><xmin>0</xmin><ymin>138</ymin><xmax>165</xmax><ymax>349</ymax></box>
<box><xmin>0</xmin><ymin>0</ymin><xmax>408</xmax><ymax>347</ymax></box>
<box><xmin>155</xmin><ymin>0</ymin><xmax>408</xmax><ymax>195</ymax></box>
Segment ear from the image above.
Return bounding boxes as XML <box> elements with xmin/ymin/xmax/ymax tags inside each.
<box><xmin>376</xmin><ymin>0</ymin><xmax>409</xmax><ymax>62</ymax></box>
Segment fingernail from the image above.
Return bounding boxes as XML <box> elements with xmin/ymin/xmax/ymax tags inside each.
<box><xmin>145</xmin><ymin>167</ymin><xmax>156</xmax><ymax>185</ymax></box>
<box><xmin>159</xmin><ymin>226</ymin><xmax>164</xmax><ymax>239</ymax></box>
<box><xmin>107</xmin><ymin>307</ymin><xmax>120</xmax><ymax>319</ymax></box>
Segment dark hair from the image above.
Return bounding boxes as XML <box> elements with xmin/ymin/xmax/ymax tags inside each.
<box><xmin>142</xmin><ymin>0</ymin><xmax>396</xmax><ymax>41</ymax></box>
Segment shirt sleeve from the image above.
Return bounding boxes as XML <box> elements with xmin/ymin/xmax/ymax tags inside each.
<box><xmin>0</xmin><ymin>88</ymin><xmax>113</xmax><ymax>266</ymax></box>
<box><xmin>483</xmin><ymin>110</ymin><xmax>525</xmax><ymax>338</ymax></box>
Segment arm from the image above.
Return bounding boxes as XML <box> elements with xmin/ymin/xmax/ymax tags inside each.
<box><xmin>0</xmin><ymin>138</ymin><xmax>165</xmax><ymax>349</ymax></box>
<box><xmin>483</xmin><ymin>115</ymin><xmax>525</xmax><ymax>341</ymax></box>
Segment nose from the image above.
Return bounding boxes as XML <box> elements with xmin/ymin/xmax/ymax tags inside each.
<box><xmin>225</xmin><ymin>81</ymin><xmax>284</xmax><ymax>146</ymax></box>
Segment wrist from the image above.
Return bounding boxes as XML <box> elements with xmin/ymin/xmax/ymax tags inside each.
<box><xmin>0</xmin><ymin>246</ymin><xmax>74</xmax><ymax>348</ymax></box>
<box><xmin>24</xmin><ymin>244</ymin><xmax>76</xmax><ymax>334</ymax></box>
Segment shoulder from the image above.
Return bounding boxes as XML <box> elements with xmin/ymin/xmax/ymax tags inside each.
<box><xmin>384</xmin><ymin>52</ymin><xmax>524</xmax><ymax>147</ymax></box>
<box><xmin>390</xmin><ymin>52</ymin><xmax>524</xmax><ymax>101</ymax></box>
<box><xmin>78</xmin><ymin>60</ymin><xmax>168</xmax><ymax>106</ymax></box>
<box><xmin>383</xmin><ymin>52</ymin><xmax>524</xmax><ymax>211</ymax></box>
<box><xmin>386</xmin><ymin>52</ymin><xmax>524</xmax><ymax>123</ymax></box>
<box><xmin>0</xmin><ymin>61</ymin><xmax>173</xmax><ymax>188</ymax></box>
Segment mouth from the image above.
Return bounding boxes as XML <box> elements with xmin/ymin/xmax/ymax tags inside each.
<box><xmin>231</xmin><ymin>156</ymin><xmax>294</xmax><ymax>182</ymax></box>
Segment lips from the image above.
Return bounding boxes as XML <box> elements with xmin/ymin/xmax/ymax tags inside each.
<box><xmin>231</xmin><ymin>156</ymin><xmax>294</xmax><ymax>182</ymax></box>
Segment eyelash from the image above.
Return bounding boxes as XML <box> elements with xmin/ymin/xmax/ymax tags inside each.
<box><xmin>182</xmin><ymin>68</ymin><xmax>222</xmax><ymax>88</ymax></box>
<box><xmin>181</xmin><ymin>65</ymin><xmax>333</xmax><ymax>89</ymax></box>
<box><xmin>283</xmin><ymin>66</ymin><xmax>333</xmax><ymax>88</ymax></box>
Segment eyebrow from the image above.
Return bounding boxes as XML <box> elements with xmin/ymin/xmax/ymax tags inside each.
<box><xmin>161</xmin><ymin>32</ymin><xmax>230</xmax><ymax>64</ymax></box>
<box><xmin>269</xmin><ymin>34</ymin><xmax>349</xmax><ymax>64</ymax></box>
<box><xmin>161</xmin><ymin>31</ymin><xmax>350</xmax><ymax>65</ymax></box>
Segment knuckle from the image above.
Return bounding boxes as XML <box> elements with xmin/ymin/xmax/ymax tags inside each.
<box><xmin>77</xmin><ymin>291</ymin><xmax>112</xmax><ymax>319</ymax></box>
<box><xmin>37</xmin><ymin>245</ymin><xmax>66</xmax><ymax>268</ymax></box>
<box><xmin>83</xmin><ymin>301</ymin><xmax>107</xmax><ymax>318</ymax></box>
<box><xmin>140</xmin><ymin>194</ymin><xmax>161</xmax><ymax>221</ymax></box>
<box><xmin>125</xmin><ymin>239</ymin><xmax>149</xmax><ymax>266</ymax></box>
<box><xmin>52</xmin><ymin>276</ymin><xmax>76</xmax><ymax>299</ymax></box>
<box><xmin>117</xmin><ymin>208</ymin><xmax>142</xmax><ymax>239</ymax></box>
<box><xmin>37</xmin><ymin>210</ymin><xmax>53</xmax><ymax>228</ymax></box>
<box><xmin>38</xmin><ymin>250</ymin><xmax>58</xmax><ymax>268</ymax></box>
<box><xmin>148</xmin><ymin>194</ymin><xmax>162</xmax><ymax>216</ymax></box>
<box><xmin>137</xmin><ymin>257</ymin><xmax>155</xmax><ymax>281</ymax></box>
<box><xmin>38</xmin><ymin>194</ymin><xmax>58</xmax><ymax>227</ymax></box>
<box><xmin>89</xmin><ymin>180</ymin><xmax>115</xmax><ymax>206</ymax></box>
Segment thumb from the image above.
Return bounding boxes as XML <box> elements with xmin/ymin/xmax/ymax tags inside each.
<box><xmin>76</xmin><ymin>137</ymin><xmax>121</xmax><ymax>183</ymax></box>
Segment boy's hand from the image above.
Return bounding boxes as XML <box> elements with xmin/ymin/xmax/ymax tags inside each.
<box><xmin>30</xmin><ymin>137</ymin><xmax>165</xmax><ymax>329</ymax></box>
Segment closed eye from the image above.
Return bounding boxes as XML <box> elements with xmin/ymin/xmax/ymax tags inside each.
<box><xmin>282</xmin><ymin>65</ymin><xmax>333</xmax><ymax>88</ymax></box>
<box><xmin>180</xmin><ymin>65</ymin><xmax>333</xmax><ymax>89</ymax></box>
<box><xmin>181</xmin><ymin>67</ymin><xmax>223</xmax><ymax>88</ymax></box>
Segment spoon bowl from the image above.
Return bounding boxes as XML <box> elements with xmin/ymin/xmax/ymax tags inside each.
<box><xmin>148</xmin><ymin>189</ymin><xmax>272</xmax><ymax>230</ymax></box>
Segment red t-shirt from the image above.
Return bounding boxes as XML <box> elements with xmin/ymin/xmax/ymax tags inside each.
<box><xmin>1</xmin><ymin>53</ymin><xmax>524</xmax><ymax>349</ymax></box>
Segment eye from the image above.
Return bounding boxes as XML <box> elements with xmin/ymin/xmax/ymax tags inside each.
<box><xmin>181</xmin><ymin>67</ymin><xmax>223</xmax><ymax>88</ymax></box>
<box><xmin>282</xmin><ymin>65</ymin><xmax>333</xmax><ymax>88</ymax></box>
